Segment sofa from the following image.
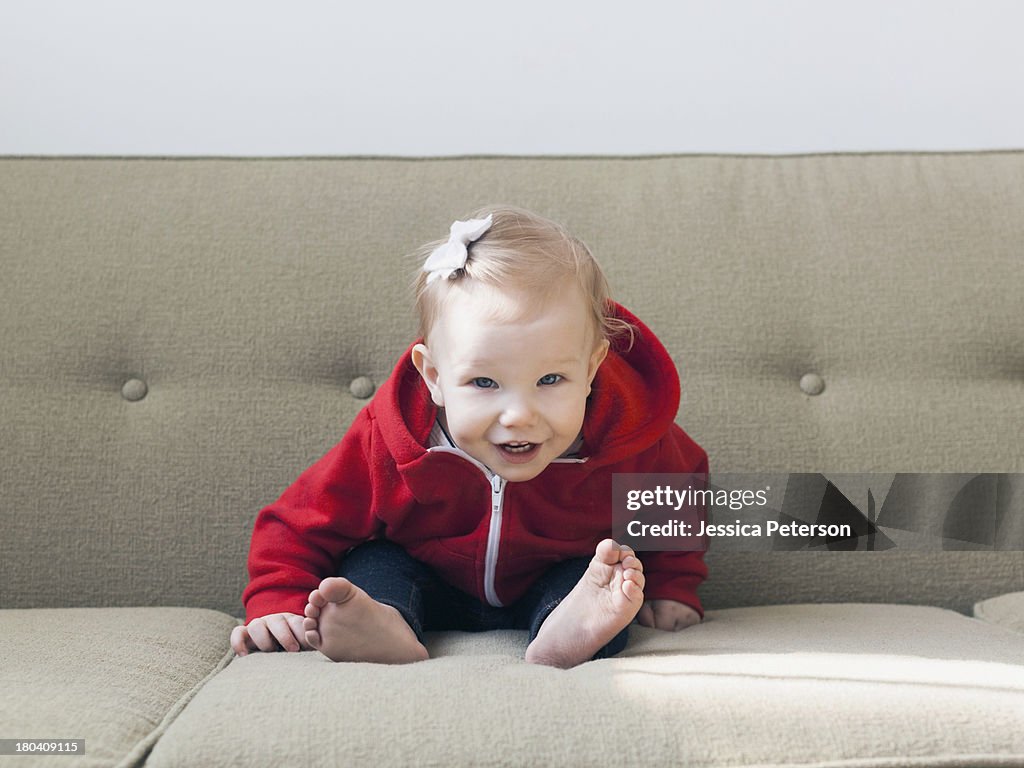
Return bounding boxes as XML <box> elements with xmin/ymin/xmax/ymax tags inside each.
<box><xmin>2</xmin><ymin>152</ymin><xmax>1023</xmax><ymax>767</ymax></box>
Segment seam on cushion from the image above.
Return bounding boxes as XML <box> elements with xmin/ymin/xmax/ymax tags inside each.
<box><xmin>616</xmin><ymin>665</ymin><xmax>1024</xmax><ymax>696</ymax></box>
<box><xmin>729</xmin><ymin>754</ymin><xmax>1024</xmax><ymax>768</ymax></box>
<box><xmin>115</xmin><ymin>645</ymin><xmax>236</xmax><ymax>768</ymax></box>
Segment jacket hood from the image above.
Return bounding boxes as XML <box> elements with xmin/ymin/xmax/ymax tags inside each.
<box><xmin>581</xmin><ymin>302</ymin><xmax>682</xmax><ymax>466</ymax></box>
<box><xmin>372</xmin><ymin>302</ymin><xmax>681</xmax><ymax>471</ymax></box>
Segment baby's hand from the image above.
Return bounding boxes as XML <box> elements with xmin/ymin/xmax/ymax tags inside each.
<box><xmin>636</xmin><ymin>599</ymin><xmax>701</xmax><ymax>631</ymax></box>
<box><xmin>230</xmin><ymin>612</ymin><xmax>312</xmax><ymax>656</ymax></box>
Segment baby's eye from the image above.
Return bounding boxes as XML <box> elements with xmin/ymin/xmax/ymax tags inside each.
<box><xmin>471</xmin><ymin>377</ymin><xmax>498</xmax><ymax>389</ymax></box>
<box><xmin>538</xmin><ymin>374</ymin><xmax>563</xmax><ymax>386</ymax></box>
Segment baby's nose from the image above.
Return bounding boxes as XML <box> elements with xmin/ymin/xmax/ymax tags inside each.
<box><xmin>498</xmin><ymin>397</ymin><xmax>537</xmax><ymax>427</ymax></box>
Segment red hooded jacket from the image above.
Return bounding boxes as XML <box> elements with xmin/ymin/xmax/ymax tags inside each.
<box><xmin>243</xmin><ymin>303</ymin><xmax>708</xmax><ymax>622</ymax></box>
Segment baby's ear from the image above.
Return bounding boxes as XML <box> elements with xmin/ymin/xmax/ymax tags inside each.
<box><xmin>411</xmin><ymin>343</ymin><xmax>445</xmax><ymax>407</ymax></box>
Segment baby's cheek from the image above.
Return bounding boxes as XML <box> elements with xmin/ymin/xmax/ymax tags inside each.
<box><xmin>566</xmin><ymin>389</ymin><xmax>590</xmax><ymax>425</ymax></box>
<box><xmin>446</xmin><ymin>405</ymin><xmax>490</xmax><ymax>442</ymax></box>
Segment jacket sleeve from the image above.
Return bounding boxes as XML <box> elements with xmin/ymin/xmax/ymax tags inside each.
<box><xmin>242</xmin><ymin>409</ymin><xmax>382</xmax><ymax>622</ymax></box>
<box><xmin>637</xmin><ymin>424</ymin><xmax>709</xmax><ymax>617</ymax></box>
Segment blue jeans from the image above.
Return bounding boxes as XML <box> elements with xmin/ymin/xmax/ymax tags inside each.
<box><xmin>338</xmin><ymin>539</ymin><xmax>629</xmax><ymax>660</ymax></box>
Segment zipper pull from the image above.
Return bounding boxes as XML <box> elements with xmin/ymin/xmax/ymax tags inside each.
<box><xmin>490</xmin><ymin>474</ymin><xmax>504</xmax><ymax>514</ymax></box>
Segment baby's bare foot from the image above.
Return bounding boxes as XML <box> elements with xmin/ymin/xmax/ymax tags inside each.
<box><xmin>303</xmin><ymin>577</ymin><xmax>428</xmax><ymax>664</ymax></box>
<box><xmin>525</xmin><ymin>539</ymin><xmax>644</xmax><ymax>669</ymax></box>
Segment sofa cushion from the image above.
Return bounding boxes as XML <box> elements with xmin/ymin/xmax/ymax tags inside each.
<box><xmin>0</xmin><ymin>607</ymin><xmax>235</xmax><ymax>768</ymax></box>
<box><xmin>975</xmin><ymin>591</ymin><xmax>1024</xmax><ymax>634</ymax></box>
<box><xmin>145</xmin><ymin>603</ymin><xmax>1024</xmax><ymax>767</ymax></box>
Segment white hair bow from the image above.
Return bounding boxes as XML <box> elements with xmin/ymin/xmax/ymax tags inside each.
<box><xmin>422</xmin><ymin>214</ymin><xmax>493</xmax><ymax>284</ymax></box>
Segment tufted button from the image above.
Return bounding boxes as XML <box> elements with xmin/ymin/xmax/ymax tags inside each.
<box><xmin>349</xmin><ymin>376</ymin><xmax>375</xmax><ymax>399</ymax></box>
<box><xmin>799</xmin><ymin>373</ymin><xmax>825</xmax><ymax>396</ymax></box>
<box><xmin>121</xmin><ymin>378</ymin><xmax>148</xmax><ymax>402</ymax></box>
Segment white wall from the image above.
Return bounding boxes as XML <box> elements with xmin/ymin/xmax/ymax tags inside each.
<box><xmin>2</xmin><ymin>0</ymin><xmax>1023</xmax><ymax>155</ymax></box>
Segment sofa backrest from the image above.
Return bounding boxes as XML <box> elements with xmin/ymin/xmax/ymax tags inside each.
<box><xmin>2</xmin><ymin>154</ymin><xmax>1022</xmax><ymax>616</ymax></box>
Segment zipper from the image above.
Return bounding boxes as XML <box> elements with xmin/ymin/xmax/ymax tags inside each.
<box><xmin>484</xmin><ymin>473</ymin><xmax>506</xmax><ymax>607</ymax></box>
<box><xmin>427</xmin><ymin>446</ymin><xmax>507</xmax><ymax>607</ymax></box>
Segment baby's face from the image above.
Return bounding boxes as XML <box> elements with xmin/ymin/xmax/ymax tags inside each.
<box><xmin>412</xmin><ymin>282</ymin><xmax>608</xmax><ymax>482</ymax></box>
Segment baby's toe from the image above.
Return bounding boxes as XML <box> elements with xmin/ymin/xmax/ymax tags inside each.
<box><xmin>624</xmin><ymin>566</ymin><xmax>645</xmax><ymax>591</ymax></box>
<box><xmin>594</xmin><ymin>538</ymin><xmax>622</xmax><ymax>565</ymax></box>
<box><xmin>622</xmin><ymin>577</ymin><xmax>644</xmax><ymax>603</ymax></box>
<box><xmin>302</xmin><ymin>616</ymin><xmax>321</xmax><ymax>648</ymax></box>
<box><xmin>318</xmin><ymin>576</ymin><xmax>357</xmax><ymax>604</ymax></box>
<box><xmin>621</xmin><ymin>554</ymin><xmax>643</xmax><ymax>572</ymax></box>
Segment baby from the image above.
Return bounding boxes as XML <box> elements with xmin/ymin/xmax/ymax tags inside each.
<box><xmin>231</xmin><ymin>205</ymin><xmax>708</xmax><ymax>668</ymax></box>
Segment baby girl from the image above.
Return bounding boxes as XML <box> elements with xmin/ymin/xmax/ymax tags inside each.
<box><xmin>231</xmin><ymin>205</ymin><xmax>707</xmax><ymax>668</ymax></box>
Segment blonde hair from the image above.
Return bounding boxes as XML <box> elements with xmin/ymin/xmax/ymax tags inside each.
<box><xmin>411</xmin><ymin>204</ymin><xmax>634</xmax><ymax>349</ymax></box>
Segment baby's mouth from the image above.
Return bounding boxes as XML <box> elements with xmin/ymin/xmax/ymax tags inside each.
<box><xmin>495</xmin><ymin>441</ymin><xmax>542</xmax><ymax>463</ymax></box>
<box><xmin>501</xmin><ymin>442</ymin><xmax>534</xmax><ymax>453</ymax></box>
